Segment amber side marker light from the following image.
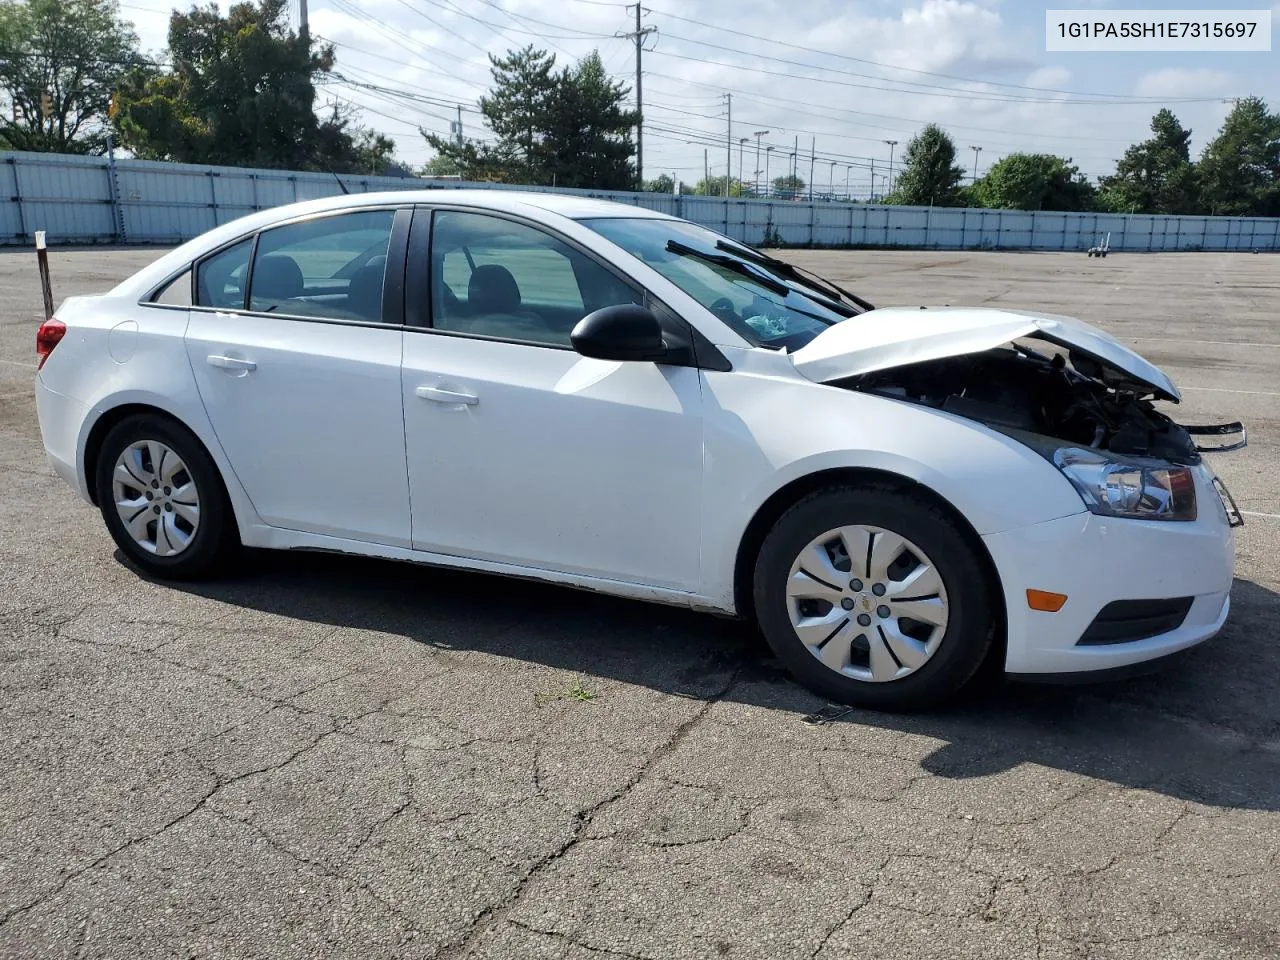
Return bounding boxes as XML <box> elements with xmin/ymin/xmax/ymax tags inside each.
<box><xmin>1026</xmin><ymin>589</ymin><xmax>1068</xmax><ymax>612</ymax></box>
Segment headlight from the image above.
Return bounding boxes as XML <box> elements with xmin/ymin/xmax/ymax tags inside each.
<box><xmin>1052</xmin><ymin>447</ymin><xmax>1197</xmax><ymax>521</ymax></box>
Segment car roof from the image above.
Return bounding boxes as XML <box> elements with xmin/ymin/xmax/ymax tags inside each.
<box><xmin>108</xmin><ymin>189</ymin><xmax>674</xmax><ymax>299</ymax></box>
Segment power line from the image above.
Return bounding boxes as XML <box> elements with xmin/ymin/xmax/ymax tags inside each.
<box><xmin>640</xmin><ymin>4</ymin><xmax>1219</xmax><ymax>102</ymax></box>
<box><xmin>647</xmin><ymin>48</ymin><xmax>1225</xmax><ymax>107</ymax></box>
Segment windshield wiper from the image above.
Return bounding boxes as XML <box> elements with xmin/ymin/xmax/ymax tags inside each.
<box><xmin>714</xmin><ymin>241</ymin><xmax>875</xmax><ymax>312</ymax></box>
<box><xmin>665</xmin><ymin>240</ymin><xmax>790</xmax><ymax>297</ymax></box>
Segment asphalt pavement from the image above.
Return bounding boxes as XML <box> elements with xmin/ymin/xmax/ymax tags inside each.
<box><xmin>0</xmin><ymin>246</ymin><xmax>1277</xmax><ymax>959</ymax></box>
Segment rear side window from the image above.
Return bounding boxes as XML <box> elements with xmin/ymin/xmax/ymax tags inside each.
<box><xmin>152</xmin><ymin>269</ymin><xmax>193</xmax><ymax>306</ymax></box>
<box><xmin>248</xmin><ymin>210</ymin><xmax>395</xmax><ymax>323</ymax></box>
<box><xmin>196</xmin><ymin>239</ymin><xmax>253</xmax><ymax>309</ymax></box>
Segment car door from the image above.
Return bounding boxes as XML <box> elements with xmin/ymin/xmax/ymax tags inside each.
<box><xmin>185</xmin><ymin>207</ymin><xmax>413</xmax><ymax>547</ymax></box>
<box><xmin>401</xmin><ymin>207</ymin><xmax>704</xmax><ymax>590</ymax></box>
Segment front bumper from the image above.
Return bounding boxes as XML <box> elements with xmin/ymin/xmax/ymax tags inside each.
<box><xmin>983</xmin><ymin>464</ymin><xmax>1235</xmax><ymax>675</ymax></box>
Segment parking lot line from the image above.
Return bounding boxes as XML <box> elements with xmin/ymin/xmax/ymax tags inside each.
<box><xmin>1126</xmin><ymin>337</ymin><xmax>1280</xmax><ymax>349</ymax></box>
<box><xmin>1181</xmin><ymin>386</ymin><xmax>1280</xmax><ymax>398</ymax></box>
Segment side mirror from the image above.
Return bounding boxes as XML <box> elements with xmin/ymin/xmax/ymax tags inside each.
<box><xmin>570</xmin><ymin>304</ymin><xmax>667</xmax><ymax>362</ymax></box>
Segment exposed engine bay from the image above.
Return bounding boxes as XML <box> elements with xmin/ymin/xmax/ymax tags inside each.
<box><xmin>844</xmin><ymin>342</ymin><xmax>1204</xmax><ymax>464</ymax></box>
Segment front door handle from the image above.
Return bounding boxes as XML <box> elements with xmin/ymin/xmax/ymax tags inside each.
<box><xmin>206</xmin><ymin>354</ymin><xmax>257</xmax><ymax>372</ymax></box>
<box><xmin>416</xmin><ymin>385</ymin><xmax>479</xmax><ymax>406</ymax></box>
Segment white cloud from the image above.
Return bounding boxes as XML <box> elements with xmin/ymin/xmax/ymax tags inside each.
<box><xmin>110</xmin><ymin>0</ymin><xmax>1264</xmax><ymax>181</ymax></box>
<box><xmin>1134</xmin><ymin>68</ymin><xmax>1233</xmax><ymax>99</ymax></box>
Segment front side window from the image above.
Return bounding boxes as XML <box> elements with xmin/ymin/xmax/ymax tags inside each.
<box><xmin>430</xmin><ymin>211</ymin><xmax>642</xmax><ymax>346</ymax></box>
<box><xmin>248</xmin><ymin>210</ymin><xmax>395</xmax><ymax>322</ymax></box>
<box><xmin>196</xmin><ymin>238</ymin><xmax>252</xmax><ymax>310</ymax></box>
<box><xmin>581</xmin><ymin>217</ymin><xmax>851</xmax><ymax>351</ymax></box>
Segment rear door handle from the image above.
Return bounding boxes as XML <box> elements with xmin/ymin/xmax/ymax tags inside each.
<box><xmin>416</xmin><ymin>385</ymin><xmax>479</xmax><ymax>406</ymax></box>
<box><xmin>206</xmin><ymin>354</ymin><xmax>257</xmax><ymax>372</ymax></box>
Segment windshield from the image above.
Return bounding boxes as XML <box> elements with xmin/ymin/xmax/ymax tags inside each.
<box><xmin>580</xmin><ymin>217</ymin><xmax>856</xmax><ymax>351</ymax></box>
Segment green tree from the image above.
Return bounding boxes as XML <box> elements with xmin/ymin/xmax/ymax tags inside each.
<box><xmin>772</xmin><ymin>173</ymin><xmax>805</xmax><ymax>200</ymax></box>
<box><xmin>885</xmin><ymin>124</ymin><xmax>966</xmax><ymax>206</ymax></box>
<box><xmin>645</xmin><ymin>173</ymin><xmax>675</xmax><ymax>192</ymax></box>
<box><xmin>421</xmin><ymin>153</ymin><xmax>462</xmax><ymax>177</ymax></box>
<box><xmin>426</xmin><ymin>47</ymin><xmax>636</xmax><ymax>189</ymax></box>
<box><xmin>1097</xmin><ymin>109</ymin><xmax>1199</xmax><ymax>214</ymax></box>
<box><xmin>972</xmin><ymin>153</ymin><xmax>1096</xmax><ymax>211</ymax></box>
<box><xmin>0</xmin><ymin>0</ymin><xmax>146</xmax><ymax>154</ymax></box>
<box><xmin>425</xmin><ymin>46</ymin><xmax>556</xmax><ymax>183</ymax></box>
<box><xmin>313</xmin><ymin>103</ymin><xmax>396</xmax><ymax>175</ymax></box>
<box><xmin>692</xmin><ymin>175</ymin><xmax>747</xmax><ymax>196</ymax></box>
<box><xmin>114</xmin><ymin>0</ymin><xmax>392</xmax><ymax>172</ymax></box>
<box><xmin>544</xmin><ymin>51</ymin><xmax>636</xmax><ymax>189</ymax></box>
<box><xmin>1197</xmin><ymin>97</ymin><xmax>1280</xmax><ymax>216</ymax></box>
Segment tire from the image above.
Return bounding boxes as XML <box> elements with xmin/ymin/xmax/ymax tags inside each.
<box><xmin>95</xmin><ymin>413</ymin><xmax>239</xmax><ymax>580</ymax></box>
<box><xmin>752</xmin><ymin>485</ymin><xmax>996</xmax><ymax>711</ymax></box>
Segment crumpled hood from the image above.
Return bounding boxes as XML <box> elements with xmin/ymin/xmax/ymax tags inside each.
<box><xmin>789</xmin><ymin>306</ymin><xmax>1180</xmax><ymax>402</ymax></box>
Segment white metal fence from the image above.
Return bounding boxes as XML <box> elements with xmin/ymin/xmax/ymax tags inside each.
<box><xmin>4</xmin><ymin>150</ymin><xmax>1279</xmax><ymax>252</ymax></box>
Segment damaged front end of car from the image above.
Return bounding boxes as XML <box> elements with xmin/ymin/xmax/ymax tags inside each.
<box><xmin>789</xmin><ymin>306</ymin><xmax>1247</xmax><ymax>526</ymax></box>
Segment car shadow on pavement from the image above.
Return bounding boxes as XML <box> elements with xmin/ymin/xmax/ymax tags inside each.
<box><xmin>154</xmin><ymin>549</ymin><xmax>1280</xmax><ymax>812</ymax></box>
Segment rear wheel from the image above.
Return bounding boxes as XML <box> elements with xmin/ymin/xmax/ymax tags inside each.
<box><xmin>753</xmin><ymin>486</ymin><xmax>995</xmax><ymax>710</ymax></box>
<box><xmin>95</xmin><ymin>414</ymin><xmax>238</xmax><ymax>579</ymax></box>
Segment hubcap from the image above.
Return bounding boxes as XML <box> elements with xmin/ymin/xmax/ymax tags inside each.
<box><xmin>112</xmin><ymin>440</ymin><xmax>200</xmax><ymax>557</ymax></box>
<box><xmin>785</xmin><ymin>525</ymin><xmax>949</xmax><ymax>683</ymax></box>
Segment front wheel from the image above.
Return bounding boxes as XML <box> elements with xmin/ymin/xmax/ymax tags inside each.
<box><xmin>95</xmin><ymin>414</ymin><xmax>239</xmax><ymax>580</ymax></box>
<box><xmin>753</xmin><ymin>486</ymin><xmax>996</xmax><ymax>711</ymax></box>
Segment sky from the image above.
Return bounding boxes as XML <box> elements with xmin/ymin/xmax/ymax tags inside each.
<box><xmin>115</xmin><ymin>0</ymin><xmax>1276</xmax><ymax>196</ymax></box>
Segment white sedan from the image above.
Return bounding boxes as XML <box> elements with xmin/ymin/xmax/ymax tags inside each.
<box><xmin>34</xmin><ymin>191</ymin><xmax>1244</xmax><ymax>709</ymax></box>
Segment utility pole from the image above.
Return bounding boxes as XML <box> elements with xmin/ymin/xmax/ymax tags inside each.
<box><xmin>621</xmin><ymin>5</ymin><xmax>656</xmax><ymax>189</ymax></box>
<box><xmin>299</xmin><ymin>0</ymin><xmax>308</xmax><ymax>35</ymax></box>
<box><xmin>808</xmin><ymin>137</ymin><xmax>816</xmax><ymax>202</ymax></box>
<box><xmin>845</xmin><ymin>165</ymin><xmax>851</xmax><ymax>200</ymax></box>
<box><xmin>752</xmin><ymin>130</ymin><xmax>768</xmax><ymax>196</ymax></box>
<box><xmin>870</xmin><ymin>158</ymin><xmax>876</xmax><ymax>201</ymax></box>
<box><xmin>455</xmin><ymin>104</ymin><xmax>463</xmax><ymax>146</ymax></box>
<box><xmin>724</xmin><ymin>93</ymin><xmax>732</xmax><ymax>198</ymax></box>
<box><xmin>765</xmin><ymin>146</ymin><xmax>774</xmax><ymax>197</ymax></box>
<box><xmin>738</xmin><ymin>138</ymin><xmax>747</xmax><ymax>189</ymax></box>
<box><xmin>970</xmin><ymin>145</ymin><xmax>983</xmax><ymax>183</ymax></box>
<box><xmin>704</xmin><ymin>149</ymin><xmax>709</xmax><ymax>188</ymax></box>
<box><xmin>884</xmin><ymin>140</ymin><xmax>898</xmax><ymax>196</ymax></box>
<box><xmin>829</xmin><ymin>160</ymin><xmax>837</xmax><ymax>199</ymax></box>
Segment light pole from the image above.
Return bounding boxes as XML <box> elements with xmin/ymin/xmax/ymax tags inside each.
<box><xmin>970</xmin><ymin>145</ymin><xmax>982</xmax><ymax>183</ymax></box>
<box><xmin>738</xmin><ymin>137</ymin><xmax>747</xmax><ymax>192</ymax></box>
<box><xmin>686</xmin><ymin>140</ymin><xmax>709</xmax><ymax>194</ymax></box>
<box><xmin>884</xmin><ymin>140</ymin><xmax>898</xmax><ymax>195</ymax></box>
<box><xmin>764</xmin><ymin>145</ymin><xmax>774</xmax><ymax>197</ymax></box>
<box><xmin>753</xmin><ymin>130</ymin><xmax>769</xmax><ymax>195</ymax></box>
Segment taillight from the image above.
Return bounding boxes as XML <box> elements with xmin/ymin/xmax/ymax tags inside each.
<box><xmin>36</xmin><ymin>318</ymin><xmax>66</xmax><ymax>370</ymax></box>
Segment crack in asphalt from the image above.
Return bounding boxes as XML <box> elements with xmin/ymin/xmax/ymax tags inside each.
<box><xmin>432</xmin><ymin>664</ymin><xmax>745</xmax><ymax>960</ymax></box>
<box><xmin>808</xmin><ymin>888</ymin><xmax>874</xmax><ymax>960</ymax></box>
<box><xmin>0</xmin><ymin>722</ymin><xmax>333</xmax><ymax>931</ymax></box>
<box><xmin>506</xmin><ymin>919</ymin><xmax>653</xmax><ymax>960</ymax></box>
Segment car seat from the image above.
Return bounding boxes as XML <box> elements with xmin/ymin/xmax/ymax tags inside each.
<box><xmin>250</xmin><ymin>254</ymin><xmax>304</xmax><ymax>311</ymax></box>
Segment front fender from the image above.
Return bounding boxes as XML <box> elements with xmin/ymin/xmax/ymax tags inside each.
<box><xmin>697</xmin><ymin>367</ymin><xmax>1086</xmax><ymax>610</ymax></box>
